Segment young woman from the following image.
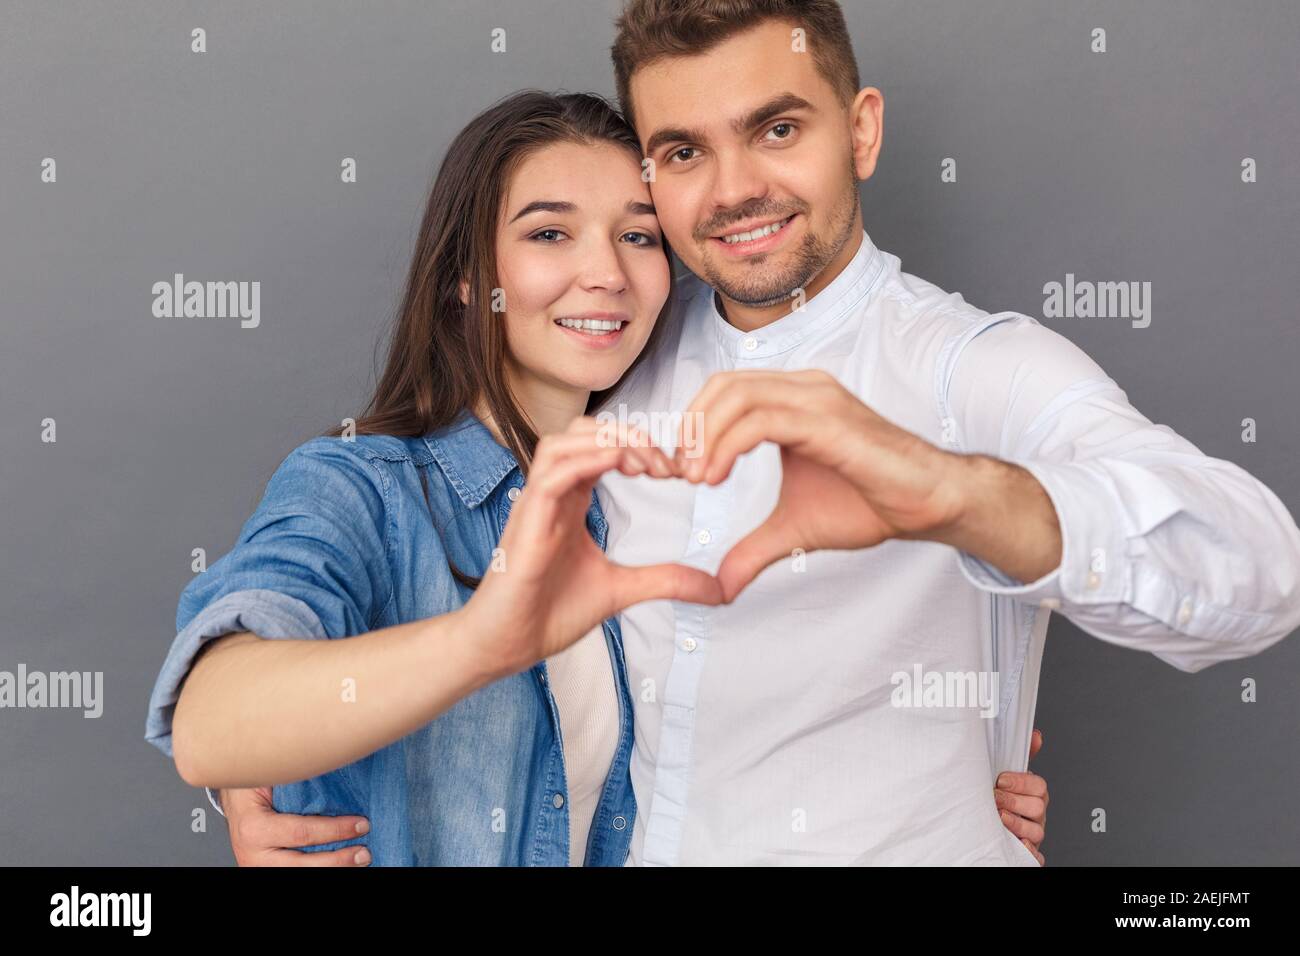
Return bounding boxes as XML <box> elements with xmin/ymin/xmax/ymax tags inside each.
<box><xmin>145</xmin><ymin>90</ymin><xmax>1049</xmax><ymax>867</ymax></box>
<box><xmin>144</xmin><ymin>90</ymin><xmax>721</xmax><ymax>866</ymax></box>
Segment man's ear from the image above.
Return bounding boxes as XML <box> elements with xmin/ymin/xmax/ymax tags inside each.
<box><xmin>848</xmin><ymin>86</ymin><xmax>884</xmax><ymax>182</ymax></box>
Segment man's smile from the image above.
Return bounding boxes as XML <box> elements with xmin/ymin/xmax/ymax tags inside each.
<box><xmin>708</xmin><ymin>213</ymin><xmax>798</xmax><ymax>258</ymax></box>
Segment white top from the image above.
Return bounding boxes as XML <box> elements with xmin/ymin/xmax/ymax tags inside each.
<box><xmin>544</xmin><ymin>623</ymin><xmax>619</xmax><ymax>866</ymax></box>
<box><xmin>595</xmin><ymin>228</ymin><xmax>1300</xmax><ymax>865</ymax></box>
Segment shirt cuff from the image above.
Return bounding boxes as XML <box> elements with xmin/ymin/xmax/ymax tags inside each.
<box><xmin>144</xmin><ymin>588</ymin><xmax>327</xmax><ymax>760</ymax></box>
<box><xmin>955</xmin><ymin>457</ymin><xmax>1132</xmax><ymax>608</ymax></box>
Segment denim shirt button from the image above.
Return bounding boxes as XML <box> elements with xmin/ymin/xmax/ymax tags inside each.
<box><xmin>507</xmin><ymin>486</ymin><xmax>521</xmax><ymax>502</ymax></box>
<box><xmin>612</xmin><ymin>815</ymin><xmax>627</xmax><ymax>831</ymax></box>
<box><xmin>552</xmin><ymin>792</ymin><xmax>565</xmax><ymax>809</ymax></box>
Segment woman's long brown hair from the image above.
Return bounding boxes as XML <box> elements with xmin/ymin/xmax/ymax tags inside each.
<box><xmin>323</xmin><ymin>90</ymin><xmax>675</xmax><ymax>587</ymax></box>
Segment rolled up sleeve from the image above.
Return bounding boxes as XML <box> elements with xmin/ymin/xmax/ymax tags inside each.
<box><xmin>946</xmin><ymin>313</ymin><xmax>1300</xmax><ymax>672</ymax></box>
<box><xmin>143</xmin><ymin>438</ymin><xmax>393</xmax><ymax>760</ymax></box>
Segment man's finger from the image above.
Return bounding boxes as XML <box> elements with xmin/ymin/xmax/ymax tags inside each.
<box><xmin>267</xmin><ymin>845</ymin><xmax>372</xmax><ymax>867</ymax></box>
<box><xmin>245</xmin><ymin>810</ymin><xmax>371</xmax><ymax>850</ymax></box>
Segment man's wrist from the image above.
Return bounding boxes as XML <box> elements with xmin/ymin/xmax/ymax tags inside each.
<box><xmin>927</xmin><ymin>454</ymin><xmax>1063</xmax><ymax>583</ymax></box>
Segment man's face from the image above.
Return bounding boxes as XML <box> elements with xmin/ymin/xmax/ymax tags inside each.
<box><xmin>631</xmin><ymin>19</ymin><xmax>870</xmax><ymax>308</ymax></box>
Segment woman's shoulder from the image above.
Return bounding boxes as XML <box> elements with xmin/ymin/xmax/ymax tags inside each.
<box><xmin>259</xmin><ymin>434</ymin><xmax>426</xmax><ymax>527</ymax></box>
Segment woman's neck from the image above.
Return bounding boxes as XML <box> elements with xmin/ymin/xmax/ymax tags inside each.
<box><xmin>471</xmin><ymin>372</ymin><xmax>590</xmax><ymax>450</ymax></box>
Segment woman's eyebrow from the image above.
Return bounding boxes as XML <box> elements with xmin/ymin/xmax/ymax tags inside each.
<box><xmin>508</xmin><ymin>200</ymin><xmax>576</xmax><ymax>223</ymax></box>
<box><xmin>509</xmin><ymin>199</ymin><xmax>656</xmax><ymax>222</ymax></box>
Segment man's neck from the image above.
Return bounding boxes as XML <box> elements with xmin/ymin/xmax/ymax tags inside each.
<box><xmin>714</xmin><ymin>228</ymin><xmax>864</xmax><ymax>333</ymax></box>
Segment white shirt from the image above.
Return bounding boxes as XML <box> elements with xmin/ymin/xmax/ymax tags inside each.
<box><xmin>544</xmin><ymin>625</ymin><xmax>620</xmax><ymax>866</ymax></box>
<box><xmin>595</xmin><ymin>229</ymin><xmax>1300</xmax><ymax>865</ymax></box>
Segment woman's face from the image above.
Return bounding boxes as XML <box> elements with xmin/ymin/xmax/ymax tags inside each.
<box><xmin>493</xmin><ymin>140</ymin><xmax>669</xmax><ymax>397</ymax></box>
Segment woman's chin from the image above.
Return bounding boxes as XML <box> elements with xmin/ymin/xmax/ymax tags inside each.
<box><xmin>556</xmin><ymin>365</ymin><xmax>635</xmax><ymax>396</ymax></box>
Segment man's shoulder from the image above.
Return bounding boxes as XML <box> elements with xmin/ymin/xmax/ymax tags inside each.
<box><xmin>873</xmin><ymin>254</ymin><xmax>1018</xmax><ymax>340</ymax></box>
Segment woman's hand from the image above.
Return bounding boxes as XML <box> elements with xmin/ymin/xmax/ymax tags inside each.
<box><xmin>461</xmin><ymin>416</ymin><xmax>723</xmax><ymax>680</ymax></box>
<box><xmin>995</xmin><ymin>728</ymin><xmax>1049</xmax><ymax>865</ymax></box>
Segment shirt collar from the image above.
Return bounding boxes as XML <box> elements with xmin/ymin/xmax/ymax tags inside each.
<box><xmin>709</xmin><ymin>228</ymin><xmax>886</xmax><ymax>358</ymax></box>
<box><xmin>422</xmin><ymin>408</ymin><xmax>519</xmax><ymax>509</ymax></box>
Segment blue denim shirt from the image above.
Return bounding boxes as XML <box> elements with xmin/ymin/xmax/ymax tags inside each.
<box><xmin>144</xmin><ymin>409</ymin><xmax>637</xmax><ymax>865</ymax></box>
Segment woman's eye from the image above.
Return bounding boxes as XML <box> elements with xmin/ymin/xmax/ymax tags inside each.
<box><xmin>621</xmin><ymin>231</ymin><xmax>659</xmax><ymax>247</ymax></box>
<box><xmin>530</xmin><ymin>228</ymin><xmax>566</xmax><ymax>242</ymax></box>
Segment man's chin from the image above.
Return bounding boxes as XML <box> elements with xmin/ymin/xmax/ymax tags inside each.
<box><xmin>706</xmin><ymin>261</ymin><xmax>817</xmax><ymax>308</ymax></box>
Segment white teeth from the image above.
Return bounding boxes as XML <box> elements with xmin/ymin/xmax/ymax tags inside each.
<box><xmin>556</xmin><ymin>317</ymin><xmax>625</xmax><ymax>334</ymax></box>
<box><xmin>722</xmin><ymin>216</ymin><xmax>791</xmax><ymax>244</ymax></box>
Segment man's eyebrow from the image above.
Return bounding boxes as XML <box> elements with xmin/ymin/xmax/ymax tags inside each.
<box><xmin>643</xmin><ymin>92</ymin><xmax>817</xmax><ymax>156</ymax></box>
<box><xmin>509</xmin><ymin>199</ymin><xmax>656</xmax><ymax>223</ymax></box>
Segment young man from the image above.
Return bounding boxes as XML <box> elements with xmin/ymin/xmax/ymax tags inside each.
<box><xmin>214</xmin><ymin>0</ymin><xmax>1300</xmax><ymax>865</ymax></box>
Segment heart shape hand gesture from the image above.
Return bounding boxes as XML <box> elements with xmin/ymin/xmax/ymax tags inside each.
<box><xmin>464</xmin><ymin>370</ymin><xmax>1061</xmax><ymax>681</ymax></box>
<box><xmin>671</xmin><ymin>369</ymin><xmax>972</xmax><ymax>602</ymax></box>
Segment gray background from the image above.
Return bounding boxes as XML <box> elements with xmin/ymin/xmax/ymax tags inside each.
<box><xmin>1</xmin><ymin>0</ymin><xmax>1297</xmax><ymax>865</ymax></box>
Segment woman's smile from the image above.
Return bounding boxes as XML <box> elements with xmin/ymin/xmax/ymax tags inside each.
<box><xmin>553</xmin><ymin>311</ymin><xmax>631</xmax><ymax>349</ymax></box>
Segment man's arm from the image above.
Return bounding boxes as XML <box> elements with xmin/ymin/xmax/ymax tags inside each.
<box><xmin>679</xmin><ymin>318</ymin><xmax>1300</xmax><ymax>671</ymax></box>
<box><xmin>943</xmin><ymin>314</ymin><xmax>1300</xmax><ymax>671</ymax></box>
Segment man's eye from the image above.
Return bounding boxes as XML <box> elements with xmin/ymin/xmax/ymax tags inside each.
<box><xmin>765</xmin><ymin>122</ymin><xmax>795</xmax><ymax>140</ymax></box>
<box><xmin>669</xmin><ymin>147</ymin><xmax>698</xmax><ymax>163</ymax></box>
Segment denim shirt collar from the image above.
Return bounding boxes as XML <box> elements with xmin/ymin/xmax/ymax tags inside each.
<box><xmin>422</xmin><ymin>409</ymin><xmax>519</xmax><ymax>510</ymax></box>
<box><xmin>421</xmin><ymin>408</ymin><xmax>609</xmax><ymax>548</ymax></box>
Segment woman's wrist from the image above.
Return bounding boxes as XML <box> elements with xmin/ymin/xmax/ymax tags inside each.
<box><xmin>430</xmin><ymin>604</ymin><xmax>512</xmax><ymax>691</ymax></box>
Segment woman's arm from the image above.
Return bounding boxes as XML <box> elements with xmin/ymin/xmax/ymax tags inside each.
<box><xmin>169</xmin><ymin>416</ymin><xmax>723</xmax><ymax>791</ymax></box>
<box><xmin>170</xmin><ymin>608</ymin><xmax>496</xmax><ymax>789</ymax></box>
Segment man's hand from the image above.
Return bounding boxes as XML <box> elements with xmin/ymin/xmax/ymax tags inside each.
<box><xmin>222</xmin><ymin>786</ymin><xmax>373</xmax><ymax>866</ymax></box>
<box><xmin>994</xmin><ymin>729</ymin><xmax>1049</xmax><ymax>866</ymax></box>
<box><xmin>674</xmin><ymin>369</ymin><xmax>1062</xmax><ymax>602</ymax></box>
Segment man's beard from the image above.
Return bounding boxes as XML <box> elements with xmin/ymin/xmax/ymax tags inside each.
<box><xmin>701</xmin><ymin>174</ymin><xmax>861</xmax><ymax>309</ymax></box>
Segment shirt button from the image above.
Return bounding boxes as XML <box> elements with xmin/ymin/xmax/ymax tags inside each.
<box><xmin>552</xmin><ymin>793</ymin><xmax>565</xmax><ymax>809</ymax></box>
<box><xmin>1177</xmin><ymin>598</ymin><xmax>1193</xmax><ymax>625</ymax></box>
<box><xmin>696</xmin><ymin>529</ymin><xmax>712</xmax><ymax>545</ymax></box>
<box><xmin>612</xmin><ymin>815</ymin><xmax>627</xmax><ymax>831</ymax></box>
<box><xmin>507</xmin><ymin>486</ymin><xmax>521</xmax><ymax>502</ymax></box>
<box><xmin>681</xmin><ymin>637</ymin><xmax>698</xmax><ymax>653</ymax></box>
<box><xmin>742</xmin><ymin>336</ymin><xmax>758</xmax><ymax>352</ymax></box>
<box><xmin>1086</xmin><ymin>571</ymin><xmax>1101</xmax><ymax>590</ymax></box>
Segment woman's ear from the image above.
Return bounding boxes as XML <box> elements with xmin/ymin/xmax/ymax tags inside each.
<box><xmin>457</xmin><ymin>279</ymin><xmax>469</xmax><ymax>306</ymax></box>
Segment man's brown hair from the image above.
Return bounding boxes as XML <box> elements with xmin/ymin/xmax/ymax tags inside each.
<box><xmin>612</xmin><ymin>0</ymin><xmax>861</xmax><ymax>134</ymax></box>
